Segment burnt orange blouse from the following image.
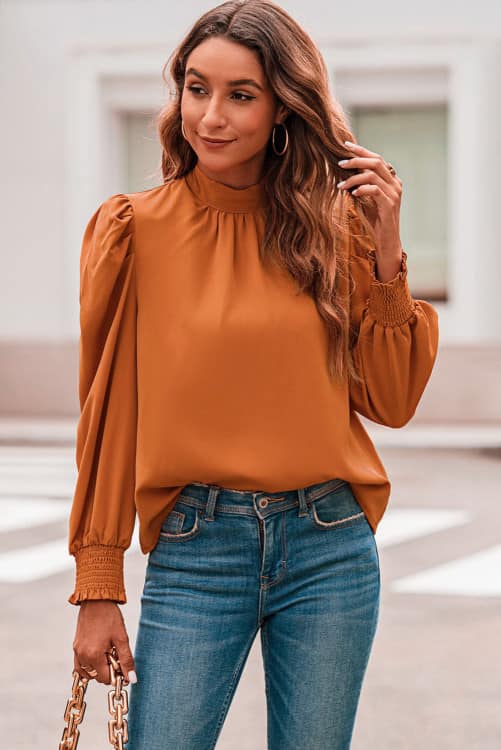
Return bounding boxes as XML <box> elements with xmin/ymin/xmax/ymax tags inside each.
<box><xmin>67</xmin><ymin>161</ymin><xmax>439</xmax><ymax>605</ymax></box>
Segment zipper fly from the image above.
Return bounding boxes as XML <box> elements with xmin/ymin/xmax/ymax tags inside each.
<box><xmin>258</xmin><ymin>517</ymin><xmax>265</xmax><ymax>553</ymax></box>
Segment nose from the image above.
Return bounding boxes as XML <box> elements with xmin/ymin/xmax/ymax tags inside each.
<box><xmin>199</xmin><ymin>95</ymin><xmax>228</xmax><ymax>130</ymax></box>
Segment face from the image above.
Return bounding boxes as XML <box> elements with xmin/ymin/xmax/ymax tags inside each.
<box><xmin>181</xmin><ymin>36</ymin><xmax>289</xmax><ymax>187</ymax></box>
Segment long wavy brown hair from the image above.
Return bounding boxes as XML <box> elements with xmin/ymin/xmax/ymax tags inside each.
<box><xmin>155</xmin><ymin>0</ymin><xmax>376</xmax><ymax>386</ymax></box>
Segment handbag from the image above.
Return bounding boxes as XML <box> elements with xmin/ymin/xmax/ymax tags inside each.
<box><xmin>59</xmin><ymin>645</ymin><xmax>129</xmax><ymax>749</ymax></box>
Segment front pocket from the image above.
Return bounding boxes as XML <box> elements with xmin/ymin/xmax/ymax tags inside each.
<box><xmin>158</xmin><ymin>499</ymin><xmax>202</xmax><ymax>542</ymax></box>
<box><xmin>308</xmin><ymin>483</ymin><xmax>366</xmax><ymax>530</ymax></box>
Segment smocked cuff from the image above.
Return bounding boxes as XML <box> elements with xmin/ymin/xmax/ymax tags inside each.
<box><xmin>68</xmin><ymin>544</ymin><xmax>126</xmax><ymax>606</ymax></box>
<box><xmin>366</xmin><ymin>249</ymin><xmax>416</xmax><ymax>326</ymax></box>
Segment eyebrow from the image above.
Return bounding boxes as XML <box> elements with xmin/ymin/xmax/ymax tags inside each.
<box><xmin>185</xmin><ymin>67</ymin><xmax>264</xmax><ymax>92</ymax></box>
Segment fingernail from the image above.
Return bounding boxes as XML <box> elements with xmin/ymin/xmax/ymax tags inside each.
<box><xmin>338</xmin><ymin>160</ymin><xmax>349</xmax><ymax>166</ymax></box>
<box><xmin>345</xmin><ymin>140</ymin><xmax>356</xmax><ymax>146</ymax></box>
<box><xmin>128</xmin><ymin>670</ymin><xmax>138</xmax><ymax>684</ymax></box>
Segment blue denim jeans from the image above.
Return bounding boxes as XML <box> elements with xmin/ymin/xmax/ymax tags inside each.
<box><xmin>125</xmin><ymin>477</ymin><xmax>380</xmax><ymax>749</ymax></box>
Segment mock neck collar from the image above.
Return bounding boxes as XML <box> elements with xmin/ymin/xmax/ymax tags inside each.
<box><xmin>185</xmin><ymin>162</ymin><xmax>265</xmax><ymax>213</ymax></box>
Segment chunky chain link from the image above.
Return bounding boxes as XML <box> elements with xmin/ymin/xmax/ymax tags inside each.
<box><xmin>59</xmin><ymin>670</ymin><xmax>88</xmax><ymax>749</ymax></box>
<box><xmin>59</xmin><ymin>645</ymin><xmax>129</xmax><ymax>749</ymax></box>
<box><xmin>106</xmin><ymin>647</ymin><xmax>129</xmax><ymax>748</ymax></box>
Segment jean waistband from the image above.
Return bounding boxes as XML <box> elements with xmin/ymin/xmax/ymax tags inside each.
<box><xmin>177</xmin><ymin>477</ymin><xmax>350</xmax><ymax>520</ymax></box>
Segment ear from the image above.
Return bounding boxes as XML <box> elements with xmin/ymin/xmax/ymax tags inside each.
<box><xmin>276</xmin><ymin>103</ymin><xmax>291</xmax><ymax>123</ymax></box>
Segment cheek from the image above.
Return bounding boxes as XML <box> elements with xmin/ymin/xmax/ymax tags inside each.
<box><xmin>244</xmin><ymin>99</ymin><xmax>277</xmax><ymax>136</ymax></box>
<box><xmin>180</xmin><ymin>93</ymin><xmax>203</xmax><ymax>123</ymax></box>
<box><xmin>237</xmin><ymin>109</ymin><xmax>273</xmax><ymax>138</ymax></box>
<box><xmin>180</xmin><ymin>98</ymin><xmax>194</xmax><ymax>123</ymax></box>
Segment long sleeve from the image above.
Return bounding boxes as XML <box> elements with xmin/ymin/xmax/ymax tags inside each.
<box><xmin>346</xmin><ymin>209</ymin><xmax>439</xmax><ymax>428</ymax></box>
<box><xmin>67</xmin><ymin>193</ymin><xmax>137</xmax><ymax>605</ymax></box>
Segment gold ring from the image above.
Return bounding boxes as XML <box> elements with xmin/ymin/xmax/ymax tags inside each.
<box><xmin>386</xmin><ymin>162</ymin><xmax>396</xmax><ymax>176</ymax></box>
<box><xmin>81</xmin><ymin>665</ymin><xmax>98</xmax><ymax>677</ymax></box>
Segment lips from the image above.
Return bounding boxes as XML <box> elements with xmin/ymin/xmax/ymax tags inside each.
<box><xmin>199</xmin><ymin>135</ymin><xmax>234</xmax><ymax>143</ymax></box>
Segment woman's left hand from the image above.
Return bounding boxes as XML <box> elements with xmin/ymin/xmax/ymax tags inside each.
<box><xmin>337</xmin><ymin>140</ymin><xmax>403</xmax><ymax>283</ymax></box>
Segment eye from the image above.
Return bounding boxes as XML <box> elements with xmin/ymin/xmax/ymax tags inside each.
<box><xmin>231</xmin><ymin>92</ymin><xmax>255</xmax><ymax>102</ymax></box>
<box><xmin>186</xmin><ymin>85</ymin><xmax>205</xmax><ymax>96</ymax></box>
<box><xmin>185</xmin><ymin>85</ymin><xmax>255</xmax><ymax>102</ymax></box>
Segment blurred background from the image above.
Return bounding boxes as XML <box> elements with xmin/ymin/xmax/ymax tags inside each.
<box><xmin>0</xmin><ymin>1</ymin><xmax>500</xmax><ymax>748</ymax></box>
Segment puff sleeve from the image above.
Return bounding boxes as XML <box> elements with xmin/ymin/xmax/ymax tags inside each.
<box><xmin>346</xmin><ymin>210</ymin><xmax>439</xmax><ymax>428</ymax></box>
<box><xmin>67</xmin><ymin>194</ymin><xmax>137</xmax><ymax>605</ymax></box>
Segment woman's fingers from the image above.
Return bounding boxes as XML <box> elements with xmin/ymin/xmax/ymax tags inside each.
<box><xmin>344</xmin><ymin>140</ymin><xmax>376</xmax><ymax>155</ymax></box>
<box><xmin>338</xmin><ymin>158</ymin><xmax>395</xmax><ymax>185</ymax></box>
<box><xmin>112</xmin><ymin>634</ymin><xmax>137</xmax><ymax>686</ymax></box>
<box><xmin>336</xmin><ymin>140</ymin><xmax>404</xmax><ymax>254</ymax></box>
<box><xmin>338</xmin><ymin>141</ymin><xmax>398</xmax><ymax>191</ymax></box>
<box><xmin>74</xmin><ymin>648</ymin><xmax>112</xmax><ymax>684</ymax></box>
<box><xmin>73</xmin><ymin>651</ymin><xmax>92</xmax><ymax>681</ymax></box>
<box><xmin>337</xmin><ymin>170</ymin><xmax>395</xmax><ymax>199</ymax></box>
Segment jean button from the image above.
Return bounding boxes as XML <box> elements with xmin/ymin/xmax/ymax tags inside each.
<box><xmin>258</xmin><ymin>497</ymin><xmax>269</xmax><ymax>508</ymax></box>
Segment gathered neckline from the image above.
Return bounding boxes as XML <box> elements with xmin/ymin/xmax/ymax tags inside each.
<box><xmin>184</xmin><ymin>162</ymin><xmax>265</xmax><ymax>214</ymax></box>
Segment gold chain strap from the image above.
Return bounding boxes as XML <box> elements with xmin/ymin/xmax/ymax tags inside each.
<box><xmin>59</xmin><ymin>645</ymin><xmax>129</xmax><ymax>749</ymax></box>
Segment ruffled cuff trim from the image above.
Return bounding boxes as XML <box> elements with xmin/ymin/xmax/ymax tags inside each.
<box><xmin>366</xmin><ymin>249</ymin><xmax>417</xmax><ymax>327</ymax></box>
<box><xmin>68</xmin><ymin>544</ymin><xmax>126</xmax><ymax>606</ymax></box>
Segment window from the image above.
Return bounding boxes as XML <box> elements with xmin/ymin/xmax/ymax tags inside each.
<box><xmin>351</xmin><ymin>104</ymin><xmax>448</xmax><ymax>301</ymax></box>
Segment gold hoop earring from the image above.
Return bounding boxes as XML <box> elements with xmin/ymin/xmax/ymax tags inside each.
<box><xmin>272</xmin><ymin>122</ymin><xmax>288</xmax><ymax>156</ymax></box>
<box><xmin>181</xmin><ymin>120</ymin><xmax>187</xmax><ymax>139</ymax></box>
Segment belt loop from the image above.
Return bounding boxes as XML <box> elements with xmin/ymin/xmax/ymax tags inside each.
<box><xmin>297</xmin><ymin>487</ymin><xmax>308</xmax><ymax>517</ymax></box>
<box><xmin>204</xmin><ymin>485</ymin><xmax>219</xmax><ymax>522</ymax></box>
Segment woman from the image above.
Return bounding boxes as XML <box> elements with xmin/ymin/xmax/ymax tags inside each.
<box><xmin>68</xmin><ymin>1</ymin><xmax>439</xmax><ymax>748</ymax></box>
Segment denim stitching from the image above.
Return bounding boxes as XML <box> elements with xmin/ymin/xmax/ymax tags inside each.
<box><xmin>162</xmin><ymin>509</ymin><xmax>185</xmax><ymax>534</ymax></box>
<box><xmin>311</xmin><ymin>508</ymin><xmax>365</xmax><ymax>528</ymax></box>
<box><xmin>260</xmin><ymin>512</ymin><xmax>288</xmax><ymax>590</ymax></box>
<box><xmin>261</xmin><ymin>560</ymin><xmax>287</xmax><ymax>590</ymax></box>
<box><xmin>175</xmin><ymin>479</ymin><xmax>350</xmax><ymax>518</ymax></box>
<box><xmin>158</xmin><ymin>510</ymin><xmax>201</xmax><ymax>541</ymax></box>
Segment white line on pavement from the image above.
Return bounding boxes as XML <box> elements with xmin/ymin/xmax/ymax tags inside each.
<box><xmin>375</xmin><ymin>508</ymin><xmax>472</xmax><ymax>547</ymax></box>
<box><xmin>0</xmin><ymin>527</ymin><xmax>141</xmax><ymax>582</ymax></box>
<box><xmin>0</xmin><ymin>497</ymin><xmax>71</xmax><ymax>532</ymax></box>
<box><xmin>391</xmin><ymin>544</ymin><xmax>501</xmax><ymax>597</ymax></box>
